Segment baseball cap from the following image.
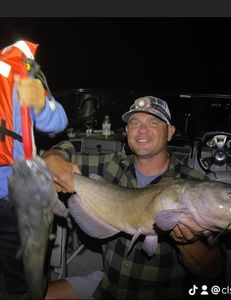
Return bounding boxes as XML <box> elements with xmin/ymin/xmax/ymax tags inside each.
<box><xmin>122</xmin><ymin>96</ymin><xmax>172</xmax><ymax>125</ymax></box>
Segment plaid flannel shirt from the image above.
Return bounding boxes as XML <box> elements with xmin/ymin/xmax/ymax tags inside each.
<box><xmin>53</xmin><ymin>140</ymin><xmax>224</xmax><ymax>300</ymax></box>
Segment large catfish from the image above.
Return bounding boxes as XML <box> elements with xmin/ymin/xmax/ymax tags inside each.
<box><xmin>8</xmin><ymin>156</ymin><xmax>68</xmax><ymax>300</ymax></box>
<box><xmin>68</xmin><ymin>173</ymin><xmax>231</xmax><ymax>256</ymax></box>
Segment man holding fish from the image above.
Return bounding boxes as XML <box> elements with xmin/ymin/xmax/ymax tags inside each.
<box><xmin>43</xmin><ymin>96</ymin><xmax>226</xmax><ymax>299</ymax></box>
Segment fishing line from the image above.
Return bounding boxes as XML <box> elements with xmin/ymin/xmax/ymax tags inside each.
<box><xmin>22</xmin><ymin>57</ymin><xmax>53</xmax><ymax>100</ymax></box>
<box><xmin>208</xmin><ymin>221</ymin><xmax>231</xmax><ymax>246</ymax></box>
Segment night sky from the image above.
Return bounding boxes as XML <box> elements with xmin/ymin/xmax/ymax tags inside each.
<box><xmin>1</xmin><ymin>18</ymin><xmax>231</xmax><ymax>95</ymax></box>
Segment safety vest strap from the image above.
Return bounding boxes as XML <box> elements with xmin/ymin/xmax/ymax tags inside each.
<box><xmin>0</xmin><ymin>119</ymin><xmax>22</xmax><ymax>142</ymax></box>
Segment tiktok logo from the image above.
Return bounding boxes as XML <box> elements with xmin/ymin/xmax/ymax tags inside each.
<box><xmin>188</xmin><ymin>284</ymin><xmax>198</xmax><ymax>296</ymax></box>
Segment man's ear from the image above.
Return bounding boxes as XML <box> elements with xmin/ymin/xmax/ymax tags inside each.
<box><xmin>167</xmin><ymin>125</ymin><xmax>176</xmax><ymax>142</ymax></box>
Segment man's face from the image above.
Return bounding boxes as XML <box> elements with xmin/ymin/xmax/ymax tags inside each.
<box><xmin>126</xmin><ymin>112</ymin><xmax>175</xmax><ymax>159</ymax></box>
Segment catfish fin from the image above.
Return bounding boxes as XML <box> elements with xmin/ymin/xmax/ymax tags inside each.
<box><xmin>155</xmin><ymin>209</ymin><xmax>190</xmax><ymax>231</ymax></box>
<box><xmin>126</xmin><ymin>229</ymin><xmax>142</xmax><ymax>256</ymax></box>
<box><xmin>68</xmin><ymin>194</ymin><xmax>119</xmax><ymax>239</ymax></box>
<box><xmin>142</xmin><ymin>235</ymin><xmax>158</xmax><ymax>257</ymax></box>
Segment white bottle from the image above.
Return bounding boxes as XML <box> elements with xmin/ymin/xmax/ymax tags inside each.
<box><xmin>102</xmin><ymin>115</ymin><xmax>111</xmax><ymax>136</ymax></box>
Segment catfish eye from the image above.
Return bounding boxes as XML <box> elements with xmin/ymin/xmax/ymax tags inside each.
<box><xmin>227</xmin><ymin>192</ymin><xmax>231</xmax><ymax>200</ymax></box>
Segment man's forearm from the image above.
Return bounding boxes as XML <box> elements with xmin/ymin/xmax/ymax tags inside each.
<box><xmin>177</xmin><ymin>239</ymin><xmax>224</xmax><ymax>279</ymax></box>
<box><xmin>42</xmin><ymin>140</ymin><xmax>76</xmax><ymax>163</ymax></box>
<box><xmin>41</xmin><ymin>141</ymin><xmax>77</xmax><ymax>193</ymax></box>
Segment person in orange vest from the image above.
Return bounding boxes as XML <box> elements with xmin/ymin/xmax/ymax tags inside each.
<box><xmin>0</xmin><ymin>40</ymin><xmax>68</xmax><ymax>296</ymax></box>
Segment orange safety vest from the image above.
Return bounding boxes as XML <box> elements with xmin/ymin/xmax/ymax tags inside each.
<box><xmin>0</xmin><ymin>40</ymin><xmax>38</xmax><ymax>165</ymax></box>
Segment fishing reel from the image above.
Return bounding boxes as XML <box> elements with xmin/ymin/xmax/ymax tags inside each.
<box><xmin>197</xmin><ymin>132</ymin><xmax>231</xmax><ymax>173</ymax></box>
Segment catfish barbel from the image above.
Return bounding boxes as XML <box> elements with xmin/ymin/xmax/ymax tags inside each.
<box><xmin>68</xmin><ymin>173</ymin><xmax>231</xmax><ymax>256</ymax></box>
<box><xmin>8</xmin><ymin>156</ymin><xmax>67</xmax><ymax>300</ymax></box>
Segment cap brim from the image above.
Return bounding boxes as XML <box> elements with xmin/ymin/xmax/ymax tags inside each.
<box><xmin>122</xmin><ymin>109</ymin><xmax>170</xmax><ymax>125</ymax></box>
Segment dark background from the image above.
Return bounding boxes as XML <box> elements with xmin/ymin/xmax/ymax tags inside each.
<box><xmin>1</xmin><ymin>18</ymin><xmax>231</xmax><ymax>93</ymax></box>
<box><xmin>1</xmin><ymin>18</ymin><xmax>231</xmax><ymax>144</ymax></box>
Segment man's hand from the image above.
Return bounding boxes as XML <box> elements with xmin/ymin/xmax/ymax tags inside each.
<box><xmin>170</xmin><ymin>223</ymin><xmax>211</xmax><ymax>244</ymax></box>
<box><xmin>42</xmin><ymin>151</ymin><xmax>80</xmax><ymax>193</ymax></box>
<box><xmin>15</xmin><ymin>75</ymin><xmax>46</xmax><ymax>114</ymax></box>
<box><xmin>170</xmin><ymin>223</ymin><xmax>221</xmax><ymax>279</ymax></box>
<box><xmin>170</xmin><ymin>223</ymin><xmax>200</xmax><ymax>244</ymax></box>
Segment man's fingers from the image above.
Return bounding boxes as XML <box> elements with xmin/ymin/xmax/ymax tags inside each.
<box><xmin>52</xmin><ymin>174</ymin><xmax>74</xmax><ymax>193</ymax></box>
<box><xmin>171</xmin><ymin>225</ymin><xmax>184</xmax><ymax>238</ymax></box>
<box><xmin>53</xmin><ymin>182</ymin><xmax>63</xmax><ymax>193</ymax></box>
<box><xmin>202</xmin><ymin>230</ymin><xmax>211</xmax><ymax>236</ymax></box>
<box><xmin>177</xmin><ymin>224</ymin><xmax>196</xmax><ymax>240</ymax></box>
<box><xmin>170</xmin><ymin>224</ymin><xmax>200</xmax><ymax>244</ymax></box>
<box><xmin>72</xmin><ymin>164</ymin><xmax>81</xmax><ymax>174</ymax></box>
